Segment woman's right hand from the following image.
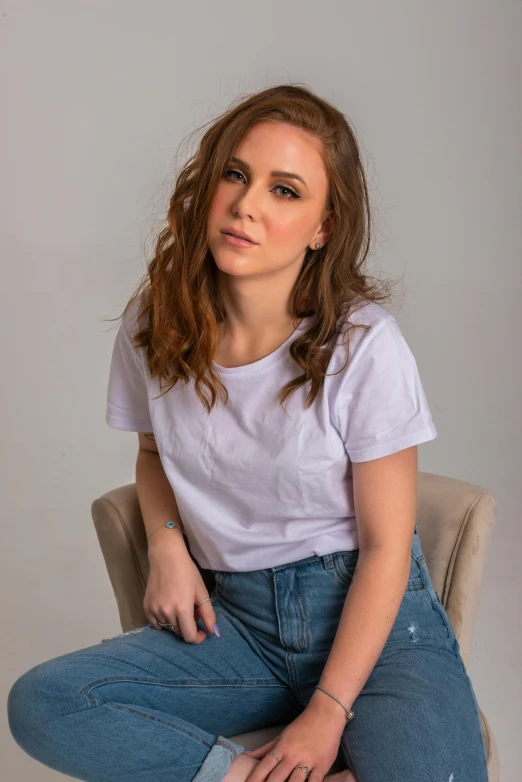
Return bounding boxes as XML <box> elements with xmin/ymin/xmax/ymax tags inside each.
<box><xmin>144</xmin><ymin>544</ymin><xmax>219</xmax><ymax>644</ymax></box>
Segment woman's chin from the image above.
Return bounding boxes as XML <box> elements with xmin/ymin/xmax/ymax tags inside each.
<box><xmin>214</xmin><ymin>255</ymin><xmax>260</xmax><ymax>275</ymax></box>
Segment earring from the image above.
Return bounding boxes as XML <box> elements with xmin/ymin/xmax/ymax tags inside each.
<box><xmin>315</xmin><ymin>244</ymin><xmax>321</xmax><ymax>249</ymax></box>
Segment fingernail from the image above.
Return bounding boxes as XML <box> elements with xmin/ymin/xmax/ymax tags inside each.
<box><xmin>212</xmin><ymin>623</ymin><xmax>221</xmax><ymax>637</ymax></box>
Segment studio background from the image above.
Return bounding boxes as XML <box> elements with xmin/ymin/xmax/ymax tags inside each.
<box><xmin>1</xmin><ymin>1</ymin><xmax>520</xmax><ymax>779</ymax></box>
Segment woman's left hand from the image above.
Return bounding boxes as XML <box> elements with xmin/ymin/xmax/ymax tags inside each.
<box><xmin>243</xmin><ymin>703</ymin><xmax>346</xmax><ymax>782</ymax></box>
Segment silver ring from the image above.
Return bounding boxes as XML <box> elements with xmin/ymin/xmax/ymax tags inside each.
<box><xmin>158</xmin><ymin>621</ymin><xmax>179</xmax><ymax>630</ymax></box>
<box><xmin>267</xmin><ymin>751</ymin><xmax>281</xmax><ymax>763</ymax></box>
<box><xmin>297</xmin><ymin>765</ymin><xmax>310</xmax><ymax>778</ymax></box>
<box><xmin>195</xmin><ymin>597</ymin><xmax>211</xmax><ymax>607</ymax></box>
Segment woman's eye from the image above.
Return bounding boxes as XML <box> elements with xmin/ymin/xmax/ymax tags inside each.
<box><xmin>223</xmin><ymin>169</ymin><xmax>300</xmax><ymax>199</ymax></box>
<box><xmin>224</xmin><ymin>168</ymin><xmax>245</xmax><ymax>183</ymax></box>
<box><xmin>273</xmin><ymin>184</ymin><xmax>300</xmax><ymax>199</ymax></box>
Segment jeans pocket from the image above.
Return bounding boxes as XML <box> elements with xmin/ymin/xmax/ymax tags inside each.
<box><xmin>211</xmin><ymin>569</ymin><xmax>233</xmax><ymax>582</ymax></box>
<box><xmin>332</xmin><ymin>551</ymin><xmax>359</xmax><ymax>587</ymax></box>
<box><xmin>210</xmin><ymin>570</ymin><xmax>231</xmax><ymax>598</ymax></box>
<box><xmin>333</xmin><ymin>548</ymin><xmax>425</xmax><ymax>591</ymax></box>
<box><xmin>383</xmin><ymin>585</ymin><xmax>458</xmax><ymax>650</ymax></box>
<box><xmin>428</xmin><ymin>589</ymin><xmax>457</xmax><ymax>641</ymax></box>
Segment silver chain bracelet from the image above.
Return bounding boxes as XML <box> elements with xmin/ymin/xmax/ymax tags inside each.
<box><xmin>315</xmin><ymin>685</ymin><xmax>355</xmax><ymax>722</ymax></box>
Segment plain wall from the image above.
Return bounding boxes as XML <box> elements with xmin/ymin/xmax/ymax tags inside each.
<box><xmin>1</xmin><ymin>0</ymin><xmax>520</xmax><ymax>778</ymax></box>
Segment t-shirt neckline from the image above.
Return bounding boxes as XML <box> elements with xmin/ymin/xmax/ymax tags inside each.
<box><xmin>211</xmin><ymin>317</ymin><xmax>311</xmax><ymax>377</ymax></box>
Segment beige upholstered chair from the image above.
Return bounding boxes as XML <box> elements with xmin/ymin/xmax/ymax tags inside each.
<box><xmin>91</xmin><ymin>471</ymin><xmax>499</xmax><ymax>780</ymax></box>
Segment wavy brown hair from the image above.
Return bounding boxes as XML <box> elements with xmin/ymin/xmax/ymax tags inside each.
<box><xmin>105</xmin><ymin>83</ymin><xmax>397</xmax><ymax>415</ymax></box>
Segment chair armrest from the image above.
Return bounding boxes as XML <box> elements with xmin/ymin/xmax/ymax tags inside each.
<box><xmin>91</xmin><ymin>484</ymin><xmax>150</xmax><ymax>632</ymax></box>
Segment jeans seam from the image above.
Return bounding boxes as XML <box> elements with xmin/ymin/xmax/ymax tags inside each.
<box><xmin>101</xmin><ymin>701</ymin><xmax>212</xmax><ymax>747</ymax></box>
<box><xmin>332</xmin><ymin>554</ymin><xmax>355</xmax><ymax>587</ymax></box>
<box><xmin>81</xmin><ymin>677</ymin><xmax>287</xmax><ymax>707</ymax></box>
<box><xmin>295</xmin><ymin>569</ymin><xmax>309</xmax><ymax>650</ymax></box>
<box><xmin>340</xmin><ymin>735</ymin><xmax>361</xmax><ymax>782</ymax></box>
<box><xmin>411</xmin><ymin>549</ymin><xmax>425</xmax><ymax>567</ymax></box>
<box><xmin>428</xmin><ymin>595</ymin><xmax>457</xmax><ymax>641</ymax></box>
<box><xmin>285</xmin><ymin>652</ymin><xmax>301</xmax><ymax>703</ymax></box>
<box><xmin>461</xmin><ymin>675</ymin><xmax>490</xmax><ymax>779</ymax></box>
<box><xmin>405</xmin><ymin>579</ymin><xmax>424</xmax><ymax>592</ymax></box>
<box><xmin>335</xmin><ymin>552</ymin><xmax>425</xmax><ymax>593</ymax></box>
<box><xmin>192</xmin><ymin>736</ymin><xmax>246</xmax><ymax>782</ymax></box>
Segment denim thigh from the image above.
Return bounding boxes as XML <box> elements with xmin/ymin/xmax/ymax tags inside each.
<box><xmin>7</xmin><ymin>598</ymin><xmax>303</xmax><ymax>782</ymax></box>
<box><xmin>316</xmin><ymin>530</ymin><xmax>489</xmax><ymax>782</ymax></box>
<box><xmin>214</xmin><ymin>527</ymin><xmax>489</xmax><ymax>782</ymax></box>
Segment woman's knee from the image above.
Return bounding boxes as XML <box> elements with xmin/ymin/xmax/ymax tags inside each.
<box><xmin>8</xmin><ymin>665</ymin><xmax>43</xmax><ymax>750</ymax></box>
<box><xmin>7</xmin><ymin>658</ymin><xmax>80</xmax><ymax>751</ymax></box>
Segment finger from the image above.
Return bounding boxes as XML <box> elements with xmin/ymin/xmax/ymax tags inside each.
<box><xmin>278</xmin><ymin>761</ymin><xmax>313</xmax><ymax>782</ymax></box>
<box><xmin>288</xmin><ymin>766</ymin><xmax>316</xmax><ymax>782</ymax></box>
<box><xmin>147</xmin><ymin>611</ymin><xmax>172</xmax><ymax>632</ymax></box>
<box><xmin>195</xmin><ymin>595</ymin><xmax>219</xmax><ymax>635</ymax></box>
<box><xmin>244</xmin><ymin>744</ymin><xmax>273</xmax><ymax>758</ymax></box>
<box><xmin>246</xmin><ymin>752</ymin><xmax>285</xmax><ymax>782</ymax></box>
<box><xmin>177</xmin><ymin>608</ymin><xmax>206</xmax><ymax>644</ymax></box>
<box><xmin>155</xmin><ymin>612</ymin><xmax>181</xmax><ymax>635</ymax></box>
<box><xmin>244</xmin><ymin>737</ymin><xmax>278</xmax><ymax>757</ymax></box>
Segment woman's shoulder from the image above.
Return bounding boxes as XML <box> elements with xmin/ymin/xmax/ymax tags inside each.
<box><xmin>333</xmin><ymin>300</ymin><xmax>398</xmax><ymax>359</ymax></box>
<box><xmin>120</xmin><ymin>294</ymin><xmax>149</xmax><ymax>342</ymax></box>
<box><xmin>340</xmin><ymin>299</ymin><xmax>396</xmax><ymax>330</ymax></box>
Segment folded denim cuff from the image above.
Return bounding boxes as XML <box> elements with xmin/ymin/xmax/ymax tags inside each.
<box><xmin>192</xmin><ymin>735</ymin><xmax>245</xmax><ymax>782</ymax></box>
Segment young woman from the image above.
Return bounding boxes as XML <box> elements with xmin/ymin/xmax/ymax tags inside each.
<box><xmin>8</xmin><ymin>84</ymin><xmax>489</xmax><ymax>782</ymax></box>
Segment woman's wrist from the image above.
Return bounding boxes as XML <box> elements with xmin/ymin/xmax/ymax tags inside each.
<box><xmin>307</xmin><ymin>687</ymin><xmax>352</xmax><ymax>729</ymax></box>
<box><xmin>147</xmin><ymin>525</ymin><xmax>189</xmax><ymax>559</ymax></box>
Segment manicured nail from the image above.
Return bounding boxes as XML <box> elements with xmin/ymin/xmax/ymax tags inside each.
<box><xmin>212</xmin><ymin>623</ymin><xmax>221</xmax><ymax>637</ymax></box>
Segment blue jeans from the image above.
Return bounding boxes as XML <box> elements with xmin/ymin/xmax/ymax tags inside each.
<box><xmin>7</xmin><ymin>527</ymin><xmax>488</xmax><ymax>781</ymax></box>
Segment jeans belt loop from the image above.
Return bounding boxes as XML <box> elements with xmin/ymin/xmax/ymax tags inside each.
<box><xmin>322</xmin><ymin>553</ymin><xmax>335</xmax><ymax>570</ymax></box>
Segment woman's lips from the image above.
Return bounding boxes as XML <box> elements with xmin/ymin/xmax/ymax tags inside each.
<box><xmin>221</xmin><ymin>232</ymin><xmax>257</xmax><ymax>248</ymax></box>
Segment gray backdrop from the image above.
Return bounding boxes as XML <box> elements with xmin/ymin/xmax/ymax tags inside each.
<box><xmin>1</xmin><ymin>0</ymin><xmax>520</xmax><ymax>778</ymax></box>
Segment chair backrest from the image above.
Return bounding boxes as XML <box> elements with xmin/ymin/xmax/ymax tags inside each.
<box><xmin>415</xmin><ymin>471</ymin><xmax>495</xmax><ymax>665</ymax></box>
<box><xmin>92</xmin><ymin>470</ymin><xmax>495</xmax><ymax>667</ymax></box>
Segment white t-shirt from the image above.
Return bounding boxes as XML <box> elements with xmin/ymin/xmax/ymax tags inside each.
<box><xmin>106</xmin><ymin>299</ymin><xmax>437</xmax><ymax>571</ymax></box>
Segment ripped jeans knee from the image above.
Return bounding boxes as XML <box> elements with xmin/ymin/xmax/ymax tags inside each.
<box><xmin>101</xmin><ymin>624</ymin><xmax>151</xmax><ymax>642</ymax></box>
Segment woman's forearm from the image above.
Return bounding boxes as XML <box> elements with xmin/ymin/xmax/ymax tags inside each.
<box><xmin>135</xmin><ymin>450</ymin><xmax>190</xmax><ymax>561</ymax></box>
<box><xmin>307</xmin><ymin>548</ymin><xmax>412</xmax><ymax>726</ymax></box>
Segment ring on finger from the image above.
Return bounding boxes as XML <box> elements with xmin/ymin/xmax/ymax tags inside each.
<box><xmin>158</xmin><ymin>621</ymin><xmax>179</xmax><ymax>630</ymax></box>
<box><xmin>266</xmin><ymin>753</ymin><xmax>309</xmax><ymax>779</ymax></box>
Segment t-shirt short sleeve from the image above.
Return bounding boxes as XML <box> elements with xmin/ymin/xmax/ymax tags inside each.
<box><xmin>105</xmin><ymin>317</ymin><xmax>153</xmax><ymax>432</ymax></box>
<box><xmin>335</xmin><ymin>315</ymin><xmax>437</xmax><ymax>462</ymax></box>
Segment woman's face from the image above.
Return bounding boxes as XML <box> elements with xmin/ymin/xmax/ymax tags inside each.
<box><xmin>206</xmin><ymin>120</ymin><xmax>333</xmax><ymax>280</ymax></box>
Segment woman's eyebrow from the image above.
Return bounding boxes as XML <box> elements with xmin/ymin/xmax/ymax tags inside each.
<box><xmin>230</xmin><ymin>156</ymin><xmax>308</xmax><ymax>188</ymax></box>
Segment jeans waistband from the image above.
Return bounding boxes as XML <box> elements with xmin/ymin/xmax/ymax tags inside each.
<box><xmin>253</xmin><ymin>525</ymin><xmax>419</xmax><ymax>575</ymax></box>
<box><xmin>270</xmin><ymin>551</ymin><xmax>352</xmax><ymax>573</ymax></box>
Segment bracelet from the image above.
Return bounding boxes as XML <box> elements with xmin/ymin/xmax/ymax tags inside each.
<box><xmin>314</xmin><ymin>685</ymin><xmax>355</xmax><ymax>722</ymax></box>
<box><xmin>146</xmin><ymin>521</ymin><xmax>182</xmax><ymax>542</ymax></box>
